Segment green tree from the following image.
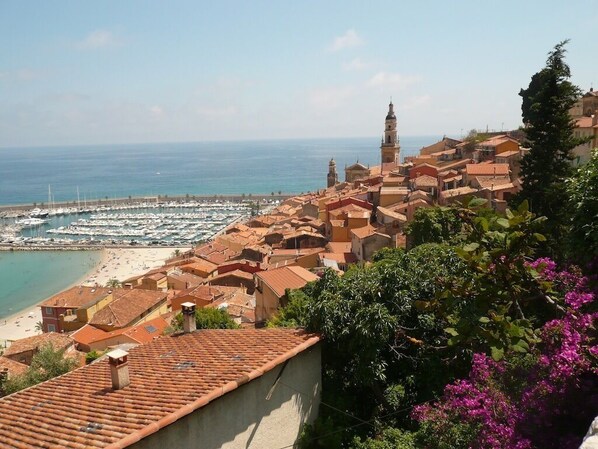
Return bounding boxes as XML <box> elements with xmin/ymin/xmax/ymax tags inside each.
<box><xmin>1</xmin><ymin>344</ymin><xmax>78</xmax><ymax>396</ymax></box>
<box><xmin>566</xmin><ymin>148</ymin><xmax>598</xmax><ymax>267</ymax></box>
<box><xmin>404</xmin><ymin>206</ymin><xmax>462</xmax><ymax>248</ymax></box>
<box><xmin>171</xmin><ymin>307</ymin><xmax>239</xmax><ymax>331</ymax></box>
<box><xmin>514</xmin><ymin>41</ymin><xmax>585</xmax><ymax>255</ymax></box>
<box><xmin>105</xmin><ymin>278</ymin><xmax>121</xmax><ymax>288</ymax></box>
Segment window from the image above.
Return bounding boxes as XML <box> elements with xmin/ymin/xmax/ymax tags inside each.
<box><xmin>48</xmin><ymin>324</ymin><xmax>56</xmax><ymax>332</ymax></box>
<box><xmin>45</xmin><ymin>307</ymin><xmax>53</xmax><ymax>316</ymax></box>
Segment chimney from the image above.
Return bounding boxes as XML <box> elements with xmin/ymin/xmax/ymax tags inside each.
<box><xmin>181</xmin><ymin>302</ymin><xmax>196</xmax><ymax>333</ymax></box>
<box><xmin>107</xmin><ymin>349</ymin><xmax>130</xmax><ymax>390</ymax></box>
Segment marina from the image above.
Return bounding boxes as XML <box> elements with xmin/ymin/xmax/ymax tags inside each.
<box><xmin>0</xmin><ymin>199</ymin><xmax>268</xmax><ymax>248</ymax></box>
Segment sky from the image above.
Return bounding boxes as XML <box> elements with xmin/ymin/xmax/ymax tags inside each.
<box><xmin>1</xmin><ymin>0</ymin><xmax>596</xmax><ymax>147</ymax></box>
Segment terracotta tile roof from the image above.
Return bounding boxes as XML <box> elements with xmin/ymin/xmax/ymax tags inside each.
<box><xmin>376</xmin><ymin>206</ymin><xmax>408</xmax><ymax>222</ymax></box>
<box><xmin>576</xmin><ymin>116</ymin><xmax>598</xmax><ymax>128</ymax></box>
<box><xmin>3</xmin><ymin>332</ymin><xmax>74</xmax><ymax>357</ymax></box>
<box><xmin>326</xmin><ymin>242</ymin><xmax>352</xmax><ymax>253</ymax></box>
<box><xmin>466</xmin><ymin>163</ymin><xmax>510</xmax><ymax>176</ymax></box>
<box><xmin>442</xmin><ymin>174</ymin><xmax>463</xmax><ymax>183</ymax></box>
<box><xmin>0</xmin><ymin>329</ymin><xmax>320</xmax><ymax>449</ymax></box>
<box><xmin>496</xmin><ymin>150</ymin><xmax>520</xmax><ymax>158</ymax></box>
<box><xmin>180</xmin><ymin>259</ymin><xmax>219</xmax><ymax>275</ymax></box>
<box><xmin>70</xmin><ymin>324</ymin><xmax>111</xmax><ymax>346</ymax></box>
<box><xmin>0</xmin><ymin>356</ymin><xmax>28</xmax><ymax>377</ymax></box>
<box><xmin>89</xmin><ymin>289</ymin><xmax>167</xmax><ymax>329</ymax></box>
<box><xmin>475</xmin><ymin>176</ymin><xmax>512</xmax><ymax>189</ymax></box>
<box><xmin>346</xmin><ymin>210</ymin><xmax>371</xmax><ymax>219</ymax></box>
<box><xmin>439</xmin><ymin>186</ymin><xmax>478</xmax><ymax>199</ymax></box>
<box><xmin>413</xmin><ymin>174</ymin><xmax>438</xmax><ymax>188</ymax></box>
<box><xmin>72</xmin><ymin>317</ymin><xmax>170</xmax><ymax>349</ymax></box>
<box><xmin>146</xmin><ymin>272</ymin><xmax>166</xmax><ymax>281</ymax></box>
<box><xmin>380</xmin><ymin>186</ymin><xmax>409</xmax><ymax>195</ymax></box>
<box><xmin>477</xmin><ymin>135</ymin><xmax>519</xmax><ymax>147</ymax></box>
<box><xmin>350</xmin><ymin>225</ymin><xmax>377</xmax><ymax>239</ymax></box>
<box><xmin>40</xmin><ymin>286</ymin><xmax>111</xmax><ymax>309</ymax></box>
<box><xmin>209</xmin><ymin>269</ymin><xmax>255</xmax><ymax>282</ymax></box>
<box><xmin>318</xmin><ymin>252</ymin><xmax>358</xmax><ymax>264</ymax></box>
<box><xmin>167</xmin><ymin>271</ymin><xmax>204</xmax><ymax>284</ymax></box>
<box><xmin>255</xmin><ymin>266</ymin><xmax>319</xmax><ymax>298</ymax></box>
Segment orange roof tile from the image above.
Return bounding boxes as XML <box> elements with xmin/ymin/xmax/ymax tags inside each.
<box><xmin>255</xmin><ymin>266</ymin><xmax>319</xmax><ymax>298</ymax></box>
<box><xmin>0</xmin><ymin>356</ymin><xmax>28</xmax><ymax>377</ymax></box>
<box><xmin>318</xmin><ymin>252</ymin><xmax>358</xmax><ymax>264</ymax></box>
<box><xmin>0</xmin><ymin>329</ymin><xmax>319</xmax><ymax>449</ymax></box>
<box><xmin>89</xmin><ymin>289</ymin><xmax>167</xmax><ymax>329</ymax></box>
<box><xmin>180</xmin><ymin>259</ymin><xmax>219</xmax><ymax>275</ymax></box>
<box><xmin>413</xmin><ymin>175</ymin><xmax>438</xmax><ymax>188</ymax></box>
<box><xmin>40</xmin><ymin>286</ymin><xmax>111</xmax><ymax>309</ymax></box>
<box><xmin>466</xmin><ymin>163</ymin><xmax>510</xmax><ymax>176</ymax></box>
<box><xmin>3</xmin><ymin>332</ymin><xmax>74</xmax><ymax>357</ymax></box>
<box><xmin>350</xmin><ymin>225</ymin><xmax>377</xmax><ymax>239</ymax></box>
<box><xmin>326</xmin><ymin>242</ymin><xmax>352</xmax><ymax>253</ymax></box>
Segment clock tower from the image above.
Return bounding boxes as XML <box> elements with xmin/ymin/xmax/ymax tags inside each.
<box><xmin>380</xmin><ymin>100</ymin><xmax>400</xmax><ymax>167</ymax></box>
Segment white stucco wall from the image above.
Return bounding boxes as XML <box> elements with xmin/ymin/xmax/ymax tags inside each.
<box><xmin>128</xmin><ymin>344</ymin><xmax>321</xmax><ymax>449</ymax></box>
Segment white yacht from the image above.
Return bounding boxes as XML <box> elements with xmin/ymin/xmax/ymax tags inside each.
<box><xmin>16</xmin><ymin>217</ymin><xmax>49</xmax><ymax>228</ymax></box>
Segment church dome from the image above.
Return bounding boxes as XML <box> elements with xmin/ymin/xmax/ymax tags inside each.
<box><xmin>386</xmin><ymin>101</ymin><xmax>396</xmax><ymax>120</ymax></box>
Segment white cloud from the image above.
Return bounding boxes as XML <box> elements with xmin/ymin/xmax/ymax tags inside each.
<box><xmin>195</xmin><ymin>106</ymin><xmax>237</xmax><ymax>117</ymax></box>
<box><xmin>401</xmin><ymin>95</ymin><xmax>431</xmax><ymax>110</ymax></box>
<box><xmin>328</xmin><ymin>29</ymin><xmax>363</xmax><ymax>52</ymax></box>
<box><xmin>308</xmin><ymin>86</ymin><xmax>355</xmax><ymax>110</ymax></box>
<box><xmin>76</xmin><ymin>30</ymin><xmax>120</xmax><ymax>49</ymax></box>
<box><xmin>342</xmin><ymin>58</ymin><xmax>370</xmax><ymax>71</ymax></box>
<box><xmin>366</xmin><ymin>72</ymin><xmax>420</xmax><ymax>91</ymax></box>
<box><xmin>149</xmin><ymin>105</ymin><xmax>164</xmax><ymax>116</ymax></box>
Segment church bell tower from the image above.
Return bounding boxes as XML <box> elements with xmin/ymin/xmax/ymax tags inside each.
<box><xmin>327</xmin><ymin>158</ymin><xmax>338</xmax><ymax>188</ymax></box>
<box><xmin>380</xmin><ymin>100</ymin><xmax>400</xmax><ymax>167</ymax></box>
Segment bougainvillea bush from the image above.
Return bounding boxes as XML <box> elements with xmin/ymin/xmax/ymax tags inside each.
<box><xmin>413</xmin><ymin>259</ymin><xmax>597</xmax><ymax>449</ymax></box>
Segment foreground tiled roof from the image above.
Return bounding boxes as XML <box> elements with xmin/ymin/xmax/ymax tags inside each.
<box><xmin>0</xmin><ymin>328</ymin><xmax>320</xmax><ymax>449</ymax></box>
<box><xmin>40</xmin><ymin>286</ymin><xmax>111</xmax><ymax>309</ymax></box>
<box><xmin>3</xmin><ymin>332</ymin><xmax>73</xmax><ymax>357</ymax></box>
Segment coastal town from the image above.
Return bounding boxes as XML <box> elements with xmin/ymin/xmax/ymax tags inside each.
<box><xmin>0</xmin><ymin>15</ymin><xmax>598</xmax><ymax>442</ymax></box>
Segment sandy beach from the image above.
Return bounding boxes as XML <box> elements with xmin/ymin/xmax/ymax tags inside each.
<box><xmin>0</xmin><ymin>247</ymin><xmax>189</xmax><ymax>344</ymax></box>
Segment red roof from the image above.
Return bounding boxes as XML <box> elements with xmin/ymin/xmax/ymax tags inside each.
<box><xmin>0</xmin><ymin>329</ymin><xmax>319</xmax><ymax>448</ymax></box>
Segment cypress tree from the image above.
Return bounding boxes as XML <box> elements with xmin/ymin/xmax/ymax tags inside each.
<box><xmin>514</xmin><ymin>40</ymin><xmax>585</xmax><ymax>254</ymax></box>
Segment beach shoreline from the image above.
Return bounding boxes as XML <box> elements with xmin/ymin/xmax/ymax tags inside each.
<box><xmin>0</xmin><ymin>246</ymin><xmax>189</xmax><ymax>344</ymax></box>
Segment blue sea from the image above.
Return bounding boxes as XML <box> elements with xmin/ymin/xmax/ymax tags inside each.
<box><xmin>0</xmin><ymin>136</ymin><xmax>438</xmax><ymax>206</ymax></box>
<box><xmin>0</xmin><ymin>136</ymin><xmax>439</xmax><ymax>321</ymax></box>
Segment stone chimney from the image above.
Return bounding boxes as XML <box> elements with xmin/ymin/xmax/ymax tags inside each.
<box><xmin>181</xmin><ymin>302</ymin><xmax>196</xmax><ymax>333</ymax></box>
<box><xmin>107</xmin><ymin>349</ymin><xmax>130</xmax><ymax>390</ymax></box>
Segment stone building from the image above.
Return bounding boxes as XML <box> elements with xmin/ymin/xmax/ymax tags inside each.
<box><xmin>380</xmin><ymin>101</ymin><xmax>401</xmax><ymax>164</ymax></box>
<box><xmin>327</xmin><ymin>158</ymin><xmax>338</xmax><ymax>187</ymax></box>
